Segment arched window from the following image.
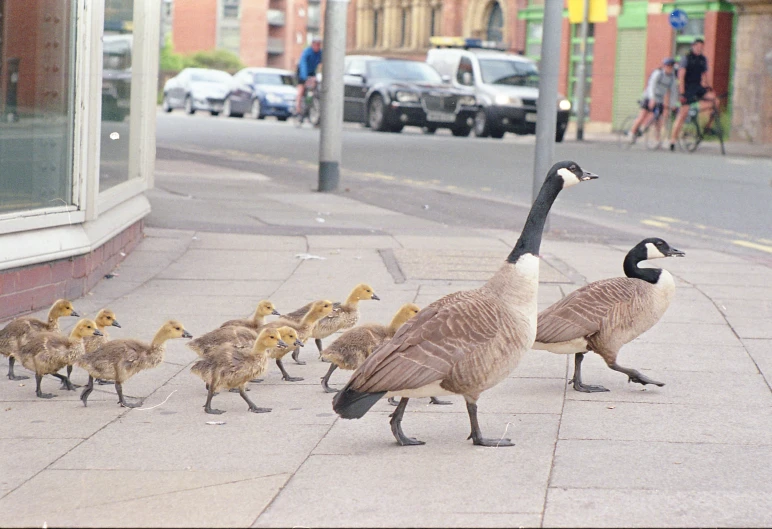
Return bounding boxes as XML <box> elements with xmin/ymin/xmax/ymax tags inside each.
<box><xmin>486</xmin><ymin>1</ymin><xmax>503</xmax><ymax>42</ymax></box>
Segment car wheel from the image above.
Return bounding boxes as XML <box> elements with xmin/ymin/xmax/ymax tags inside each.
<box><xmin>250</xmin><ymin>99</ymin><xmax>262</xmax><ymax>119</ymax></box>
<box><xmin>162</xmin><ymin>94</ymin><xmax>172</xmax><ymax>113</ymax></box>
<box><xmin>368</xmin><ymin>95</ymin><xmax>388</xmax><ymax>132</ymax></box>
<box><xmin>210</xmin><ymin>111</ymin><xmax>220</xmax><ymax>116</ymax></box>
<box><xmin>184</xmin><ymin>96</ymin><xmax>195</xmax><ymax>115</ymax></box>
<box><xmin>451</xmin><ymin>125</ymin><xmax>472</xmax><ymax>137</ymax></box>
<box><xmin>388</xmin><ymin>124</ymin><xmax>404</xmax><ymax>133</ymax></box>
<box><xmin>490</xmin><ymin>128</ymin><xmax>505</xmax><ymax>139</ymax></box>
<box><xmin>474</xmin><ymin>109</ymin><xmax>490</xmax><ymax>137</ymax></box>
<box><xmin>223</xmin><ymin>98</ymin><xmax>243</xmax><ymax>118</ymax></box>
<box><xmin>277</xmin><ymin>116</ymin><xmax>288</xmax><ymax>122</ymax></box>
<box><xmin>423</xmin><ymin>126</ymin><xmax>437</xmax><ymax>135</ymax></box>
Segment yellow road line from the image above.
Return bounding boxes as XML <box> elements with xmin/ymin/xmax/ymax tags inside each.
<box><xmin>641</xmin><ymin>219</ymin><xmax>670</xmax><ymax>228</ymax></box>
<box><xmin>732</xmin><ymin>240</ymin><xmax>772</xmax><ymax>254</ymax></box>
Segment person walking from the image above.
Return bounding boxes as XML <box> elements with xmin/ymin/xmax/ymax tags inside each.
<box><xmin>628</xmin><ymin>57</ymin><xmax>679</xmax><ymax>147</ymax></box>
<box><xmin>669</xmin><ymin>38</ymin><xmax>718</xmax><ymax>151</ymax></box>
<box><xmin>295</xmin><ymin>37</ymin><xmax>322</xmax><ymax>117</ymax></box>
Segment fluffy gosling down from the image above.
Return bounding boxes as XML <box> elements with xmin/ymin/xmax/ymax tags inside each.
<box><xmin>0</xmin><ymin>299</ymin><xmax>79</xmax><ymax>380</ymax></box>
<box><xmin>333</xmin><ymin>161</ymin><xmax>597</xmax><ymax>447</ymax></box>
<box><xmin>16</xmin><ymin>319</ymin><xmax>101</xmax><ymax>399</ymax></box>
<box><xmin>534</xmin><ymin>237</ymin><xmax>684</xmax><ymax>392</ymax></box>
<box><xmin>219</xmin><ymin>300</ymin><xmax>281</xmax><ymax>330</ymax></box>
<box><xmin>321</xmin><ymin>303</ymin><xmax>420</xmax><ymax>393</ymax></box>
<box><xmin>82</xmin><ymin>309</ymin><xmax>122</xmax><ymax>386</ymax></box>
<box><xmin>78</xmin><ymin>320</ymin><xmax>192</xmax><ymax>408</ymax></box>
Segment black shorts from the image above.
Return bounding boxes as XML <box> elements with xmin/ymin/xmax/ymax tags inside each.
<box><xmin>682</xmin><ymin>86</ymin><xmax>707</xmax><ymax>105</ymax></box>
<box><xmin>640</xmin><ymin>99</ymin><xmax>664</xmax><ymax>117</ymax></box>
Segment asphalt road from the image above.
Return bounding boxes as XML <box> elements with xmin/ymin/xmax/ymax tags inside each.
<box><xmin>155</xmin><ymin>111</ymin><xmax>772</xmax><ymax>254</ymax></box>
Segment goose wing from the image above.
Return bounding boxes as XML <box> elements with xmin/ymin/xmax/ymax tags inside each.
<box><xmin>285</xmin><ymin>301</ymin><xmax>342</xmax><ymax>322</ymax></box>
<box><xmin>348</xmin><ymin>291</ymin><xmax>499</xmax><ymax>393</ymax></box>
<box><xmin>536</xmin><ymin>277</ymin><xmax>646</xmax><ymax>343</ymax></box>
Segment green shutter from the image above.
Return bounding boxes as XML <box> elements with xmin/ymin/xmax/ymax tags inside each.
<box><xmin>612</xmin><ymin>28</ymin><xmax>647</xmax><ymax>130</ymax></box>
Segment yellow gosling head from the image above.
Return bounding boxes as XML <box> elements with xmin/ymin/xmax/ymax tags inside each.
<box><xmin>158</xmin><ymin>320</ymin><xmax>193</xmax><ymax>341</ymax></box>
<box><xmin>51</xmin><ymin>299</ymin><xmax>79</xmax><ymax>318</ymax></box>
<box><xmin>391</xmin><ymin>303</ymin><xmax>421</xmax><ymax>329</ymax></box>
<box><xmin>309</xmin><ymin>300</ymin><xmax>335</xmax><ymax>320</ymax></box>
<box><xmin>95</xmin><ymin>309</ymin><xmax>121</xmax><ymax>329</ymax></box>
<box><xmin>258</xmin><ymin>300</ymin><xmax>281</xmax><ymax>317</ymax></box>
<box><xmin>70</xmin><ymin>319</ymin><xmax>103</xmax><ymax>339</ymax></box>
<box><xmin>276</xmin><ymin>326</ymin><xmax>304</xmax><ymax>348</ymax></box>
<box><xmin>350</xmin><ymin>283</ymin><xmax>380</xmax><ymax>302</ymax></box>
<box><xmin>257</xmin><ymin>328</ymin><xmax>286</xmax><ymax>350</ymax></box>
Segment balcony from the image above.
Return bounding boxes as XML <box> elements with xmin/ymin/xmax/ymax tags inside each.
<box><xmin>267</xmin><ymin>9</ymin><xmax>285</xmax><ymax>26</ymax></box>
<box><xmin>267</xmin><ymin>37</ymin><xmax>285</xmax><ymax>54</ymax></box>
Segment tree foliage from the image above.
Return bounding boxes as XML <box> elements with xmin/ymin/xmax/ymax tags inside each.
<box><xmin>159</xmin><ymin>36</ymin><xmax>244</xmax><ymax>73</ymax></box>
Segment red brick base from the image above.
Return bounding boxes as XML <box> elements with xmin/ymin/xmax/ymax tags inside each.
<box><xmin>0</xmin><ymin>220</ymin><xmax>144</xmax><ymax>321</ymax></box>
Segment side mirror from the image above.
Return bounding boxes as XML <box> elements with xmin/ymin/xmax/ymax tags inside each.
<box><xmin>441</xmin><ymin>74</ymin><xmax>451</xmax><ymax>84</ymax></box>
<box><xmin>462</xmin><ymin>71</ymin><xmax>473</xmax><ymax>86</ymax></box>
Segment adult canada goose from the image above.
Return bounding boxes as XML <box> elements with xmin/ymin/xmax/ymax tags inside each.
<box><xmin>533</xmin><ymin>237</ymin><xmax>684</xmax><ymax>392</ymax></box>
<box><xmin>15</xmin><ymin>319</ymin><xmax>101</xmax><ymax>399</ymax></box>
<box><xmin>283</xmin><ymin>284</ymin><xmax>380</xmax><ymax>363</ymax></box>
<box><xmin>321</xmin><ymin>303</ymin><xmax>420</xmax><ymax>393</ymax></box>
<box><xmin>78</xmin><ymin>320</ymin><xmax>192</xmax><ymax>408</ymax></box>
<box><xmin>219</xmin><ymin>300</ymin><xmax>281</xmax><ymax>330</ymax></box>
<box><xmin>81</xmin><ymin>309</ymin><xmax>122</xmax><ymax>386</ymax></box>
<box><xmin>333</xmin><ymin>161</ymin><xmax>597</xmax><ymax>446</ymax></box>
<box><xmin>0</xmin><ymin>299</ymin><xmax>79</xmax><ymax>380</ymax></box>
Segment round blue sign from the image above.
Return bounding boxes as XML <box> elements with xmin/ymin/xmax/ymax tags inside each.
<box><xmin>670</xmin><ymin>9</ymin><xmax>689</xmax><ymax>30</ymax></box>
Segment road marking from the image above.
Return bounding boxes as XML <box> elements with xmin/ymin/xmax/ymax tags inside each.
<box><xmin>481</xmin><ymin>187</ymin><xmax>492</xmax><ymax>192</ymax></box>
<box><xmin>653</xmin><ymin>215</ymin><xmax>682</xmax><ymax>223</ymax></box>
<box><xmin>641</xmin><ymin>219</ymin><xmax>670</xmax><ymax>228</ymax></box>
<box><xmin>597</xmin><ymin>205</ymin><xmax>627</xmax><ymax>213</ymax></box>
<box><xmin>732</xmin><ymin>240</ymin><xmax>772</xmax><ymax>254</ymax></box>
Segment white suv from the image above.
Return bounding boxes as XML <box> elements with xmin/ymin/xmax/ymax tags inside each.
<box><xmin>427</xmin><ymin>46</ymin><xmax>571</xmax><ymax>141</ymax></box>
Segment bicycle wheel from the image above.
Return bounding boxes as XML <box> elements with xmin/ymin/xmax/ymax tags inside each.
<box><xmin>644</xmin><ymin>116</ymin><xmax>665</xmax><ymax>150</ymax></box>
<box><xmin>714</xmin><ymin>116</ymin><xmax>726</xmax><ymax>155</ymax></box>
<box><xmin>616</xmin><ymin>115</ymin><xmax>636</xmax><ymax>149</ymax></box>
<box><xmin>679</xmin><ymin>118</ymin><xmax>701</xmax><ymax>152</ymax></box>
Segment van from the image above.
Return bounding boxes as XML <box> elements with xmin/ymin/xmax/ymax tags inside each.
<box><xmin>426</xmin><ymin>41</ymin><xmax>571</xmax><ymax>141</ymax></box>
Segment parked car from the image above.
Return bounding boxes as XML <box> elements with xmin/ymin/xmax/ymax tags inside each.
<box><xmin>224</xmin><ymin>67</ymin><xmax>297</xmax><ymax>119</ymax></box>
<box><xmin>426</xmin><ymin>38</ymin><xmax>572</xmax><ymax>141</ymax></box>
<box><xmin>343</xmin><ymin>55</ymin><xmax>477</xmax><ymax>135</ymax></box>
<box><xmin>102</xmin><ymin>35</ymin><xmax>132</xmax><ymax>122</ymax></box>
<box><xmin>162</xmin><ymin>68</ymin><xmax>232</xmax><ymax>116</ymax></box>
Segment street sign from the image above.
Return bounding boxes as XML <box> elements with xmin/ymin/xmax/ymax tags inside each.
<box><xmin>670</xmin><ymin>9</ymin><xmax>688</xmax><ymax>30</ymax></box>
<box><xmin>568</xmin><ymin>0</ymin><xmax>608</xmax><ymax>24</ymax></box>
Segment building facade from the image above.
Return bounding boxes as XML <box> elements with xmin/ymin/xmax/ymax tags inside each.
<box><xmin>0</xmin><ymin>0</ymin><xmax>161</xmax><ymax>320</ymax></box>
<box><xmin>170</xmin><ymin>0</ymin><xmax>322</xmax><ymax>71</ymax></box>
<box><xmin>347</xmin><ymin>0</ymin><xmax>756</xmax><ymax>139</ymax></box>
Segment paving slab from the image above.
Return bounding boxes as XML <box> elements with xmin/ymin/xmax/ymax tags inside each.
<box><xmin>742</xmin><ymin>339</ymin><xmax>772</xmax><ymax>383</ymax></box>
<box><xmin>0</xmin><ymin>437</ymin><xmax>82</xmax><ymax>499</ymax></box>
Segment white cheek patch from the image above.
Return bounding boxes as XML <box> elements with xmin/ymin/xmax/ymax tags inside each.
<box><xmin>557</xmin><ymin>167</ymin><xmax>581</xmax><ymax>188</ymax></box>
<box><xmin>645</xmin><ymin>242</ymin><xmax>666</xmax><ymax>259</ymax></box>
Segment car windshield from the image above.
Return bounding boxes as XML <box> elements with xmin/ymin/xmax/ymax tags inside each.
<box><xmin>190</xmin><ymin>70</ymin><xmax>231</xmax><ymax>83</ymax></box>
<box><xmin>367</xmin><ymin>60</ymin><xmax>442</xmax><ymax>83</ymax></box>
<box><xmin>479</xmin><ymin>59</ymin><xmax>539</xmax><ymax>87</ymax></box>
<box><xmin>253</xmin><ymin>73</ymin><xmax>294</xmax><ymax>86</ymax></box>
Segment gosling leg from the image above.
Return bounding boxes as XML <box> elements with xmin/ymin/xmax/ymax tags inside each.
<box><xmin>64</xmin><ymin>365</ymin><xmax>80</xmax><ymax>387</ymax></box>
<box><xmin>35</xmin><ymin>374</ymin><xmax>55</xmax><ymax>399</ymax></box>
<box><xmin>115</xmin><ymin>382</ymin><xmax>141</xmax><ymax>408</ymax></box>
<box><xmin>608</xmin><ymin>361</ymin><xmax>664</xmax><ymax>387</ymax></box>
<box><xmin>321</xmin><ymin>363</ymin><xmax>338</xmax><ymax>393</ymax></box>
<box><xmin>80</xmin><ymin>376</ymin><xmax>94</xmax><ymax>407</ymax></box>
<box><xmin>466</xmin><ymin>400</ymin><xmax>514</xmax><ymax>447</ymax></box>
<box><xmin>389</xmin><ymin>397</ymin><xmax>424</xmax><ymax>446</ymax></box>
<box><xmin>317</xmin><ymin>339</ymin><xmax>329</xmax><ymax>362</ymax></box>
<box><xmin>570</xmin><ymin>353</ymin><xmax>609</xmax><ymax>393</ymax></box>
<box><xmin>203</xmin><ymin>384</ymin><xmax>225</xmax><ymax>414</ymax></box>
<box><xmin>238</xmin><ymin>387</ymin><xmax>271</xmax><ymax>413</ymax></box>
<box><xmin>429</xmin><ymin>396</ymin><xmax>452</xmax><ymax>405</ymax></box>
<box><xmin>290</xmin><ymin>346</ymin><xmax>306</xmax><ymax>365</ymax></box>
<box><xmin>388</xmin><ymin>396</ymin><xmax>399</xmax><ymax>406</ymax></box>
<box><xmin>52</xmin><ymin>372</ymin><xmax>77</xmax><ymax>391</ymax></box>
<box><xmin>7</xmin><ymin>357</ymin><xmax>29</xmax><ymax>381</ymax></box>
<box><xmin>276</xmin><ymin>358</ymin><xmax>304</xmax><ymax>382</ymax></box>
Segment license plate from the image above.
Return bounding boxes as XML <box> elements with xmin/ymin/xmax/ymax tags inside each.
<box><xmin>525</xmin><ymin>113</ymin><xmax>537</xmax><ymax>123</ymax></box>
<box><xmin>426</xmin><ymin>111</ymin><xmax>456</xmax><ymax>123</ymax></box>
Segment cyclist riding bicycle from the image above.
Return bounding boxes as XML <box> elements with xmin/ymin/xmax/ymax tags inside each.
<box><xmin>295</xmin><ymin>37</ymin><xmax>322</xmax><ymax>117</ymax></box>
<box><xmin>628</xmin><ymin>57</ymin><xmax>679</xmax><ymax>146</ymax></box>
<box><xmin>669</xmin><ymin>38</ymin><xmax>718</xmax><ymax>151</ymax></box>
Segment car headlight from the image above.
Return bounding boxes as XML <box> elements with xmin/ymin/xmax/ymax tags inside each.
<box><xmin>494</xmin><ymin>94</ymin><xmax>523</xmax><ymax>107</ymax></box>
<box><xmin>458</xmin><ymin>95</ymin><xmax>476</xmax><ymax>106</ymax></box>
<box><xmin>395</xmin><ymin>91</ymin><xmax>420</xmax><ymax>103</ymax></box>
<box><xmin>559</xmin><ymin>99</ymin><xmax>572</xmax><ymax>111</ymax></box>
<box><xmin>265</xmin><ymin>93</ymin><xmax>283</xmax><ymax>104</ymax></box>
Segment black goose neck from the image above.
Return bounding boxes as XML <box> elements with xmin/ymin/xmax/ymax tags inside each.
<box><xmin>623</xmin><ymin>249</ymin><xmax>662</xmax><ymax>284</ymax></box>
<box><xmin>507</xmin><ymin>175</ymin><xmax>561</xmax><ymax>263</ymax></box>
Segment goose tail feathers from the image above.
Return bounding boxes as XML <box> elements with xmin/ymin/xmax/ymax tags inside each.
<box><xmin>333</xmin><ymin>385</ymin><xmax>385</xmax><ymax>419</ymax></box>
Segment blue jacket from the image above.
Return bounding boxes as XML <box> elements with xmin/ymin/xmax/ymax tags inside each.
<box><xmin>298</xmin><ymin>46</ymin><xmax>322</xmax><ymax>81</ymax></box>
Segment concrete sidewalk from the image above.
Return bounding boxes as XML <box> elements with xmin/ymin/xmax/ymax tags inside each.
<box><xmin>1</xmin><ymin>161</ymin><xmax>771</xmax><ymax>527</ymax></box>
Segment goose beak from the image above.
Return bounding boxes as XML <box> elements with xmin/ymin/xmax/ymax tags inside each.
<box><xmin>294</xmin><ymin>339</ymin><xmax>304</xmax><ymax>347</ymax></box>
<box><xmin>93</xmin><ymin>329</ymin><xmax>103</xmax><ymax>336</ymax></box>
<box><xmin>277</xmin><ymin>339</ymin><xmax>288</xmax><ymax>348</ymax></box>
<box><xmin>371</xmin><ymin>293</ymin><xmax>381</xmax><ymax>301</ymax></box>
<box><xmin>271</xmin><ymin>309</ymin><xmax>281</xmax><ymax>316</ymax></box>
<box><xmin>667</xmin><ymin>248</ymin><xmax>685</xmax><ymax>257</ymax></box>
<box><xmin>70</xmin><ymin>310</ymin><xmax>80</xmax><ymax>317</ymax></box>
<box><xmin>580</xmin><ymin>170</ymin><xmax>599</xmax><ymax>181</ymax></box>
<box><xmin>112</xmin><ymin>320</ymin><xmax>122</xmax><ymax>328</ymax></box>
<box><xmin>182</xmin><ymin>330</ymin><xmax>193</xmax><ymax>338</ymax></box>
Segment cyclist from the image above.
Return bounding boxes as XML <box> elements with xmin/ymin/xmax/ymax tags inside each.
<box><xmin>295</xmin><ymin>37</ymin><xmax>322</xmax><ymax>117</ymax></box>
<box><xmin>628</xmin><ymin>57</ymin><xmax>678</xmax><ymax>146</ymax></box>
<box><xmin>669</xmin><ymin>38</ymin><xmax>718</xmax><ymax>151</ymax></box>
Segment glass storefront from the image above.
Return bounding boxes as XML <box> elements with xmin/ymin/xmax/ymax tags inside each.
<box><xmin>0</xmin><ymin>0</ymin><xmax>76</xmax><ymax>214</ymax></box>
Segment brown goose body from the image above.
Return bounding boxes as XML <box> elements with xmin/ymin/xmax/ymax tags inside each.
<box><xmin>188</xmin><ymin>326</ymin><xmax>258</xmax><ymax>357</ymax></box>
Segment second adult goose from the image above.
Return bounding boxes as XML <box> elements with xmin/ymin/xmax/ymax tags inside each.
<box><xmin>533</xmin><ymin>237</ymin><xmax>684</xmax><ymax>392</ymax></box>
<box><xmin>333</xmin><ymin>161</ymin><xmax>597</xmax><ymax>447</ymax></box>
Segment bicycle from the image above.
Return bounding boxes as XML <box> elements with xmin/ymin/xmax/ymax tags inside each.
<box><xmin>617</xmin><ymin>104</ymin><xmax>675</xmax><ymax>150</ymax></box>
<box><xmin>677</xmin><ymin>92</ymin><xmax>726</xmax><ymax>155</ymax></box>
<box><xmin>294</xmin><ymin>77</ymin><xmax>320</xmax><ymax>128</ymax></box>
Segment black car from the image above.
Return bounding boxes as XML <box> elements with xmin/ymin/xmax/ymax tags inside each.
<box><xmin>343</xmin><ymin>56</ymin><xmax>477</xmax><ymax>135</ymax></box>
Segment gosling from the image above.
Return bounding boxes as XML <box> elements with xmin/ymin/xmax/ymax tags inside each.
<box><xmin>81</xmin><ymin>309</ymin><xmax>122</xmax><ymax>386</ymax></box>
<box><xmin>219</xmin><ymin>300</ymin><xmax>281</xmax><ymax>330</ymax></box>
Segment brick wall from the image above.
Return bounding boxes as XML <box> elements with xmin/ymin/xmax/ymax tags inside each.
<box><xmin>0</xmin><ymin>221</ymin><xmax>143</xmax><ymax>322</ymax></box>
<box><xmin>172</xmin><ymin>0</ymin><xmax>218</xmax><ymax>55</ymax></box>
<box><xmin>590</xmin><ymin>14</ymin><xmax>617</xmax><ymax>122</ymax></box>
<box><xmin>241</xmin><ymin>0</ymin><xmax>269</xmax><ymax>67</ymax></box>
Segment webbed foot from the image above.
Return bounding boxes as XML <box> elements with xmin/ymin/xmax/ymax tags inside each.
<box><xmin>96</xmin><ymin>378</ymin><xmax>112</xmax><ymax>385</ymax></box>
<box><xmin>469</xmin><ymin>435</ymin><xmax>515</xmax><ymax>447</ymax></box>
<box><xmin>8</xmin><ymin>374</ymin><xmax>29</xmax><ymax>381</ymax></box>
<box><xmin>429</xmin><ymin>397</ymin><xmax>452</xmax><ymax>405</ymax></box>
<box><xmin>120</xmin><ymin>400</ymin><xmax>142</xmax><ymax>409</ymax></box>
<box><xmin>388</xmin><ymin>397</ymin><xmax>399</xmax><ymax>406</ymax></box>
<box><xmin>283</xmin><ymin>375</ymin><xmax>304</xmax><ymax>382</ymax></box>
<box><xmin>629</xmin><ymin>373</ymin><xmax>665</xmax><ymax>387</ymax></box>
<box><xmin>249</xmin><ymin>378</ymin><xmax>264</xmax><ymax>383</ymax></box>
<box><xmin>36</xmin><ymin>391</ymin><xmax>56</xmax><ymax>399</ymax></box>
<box><xmin>205</xmin><ymin>407</ymin><xmax>225</xmax><ymax>415</ymax></box>
<box><xmin>571</xmin><ymin>379</ymin><xmax>610</xmax><ymax>393</ymax></box>
<box><xmin>248</xmin><ymin>406</ymin><xmax>272</xmax><ymax>413</ymax></box>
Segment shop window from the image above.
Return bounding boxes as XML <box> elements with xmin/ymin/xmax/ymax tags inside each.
<box><xmin>526</xmin><ymin>20</ymin><xmax>542</xmax><ymax>60</ymax></box>
<box><xmin>0</xmin><ymin>0</ymin><xmax>76</xmax><ymax>213</ymax></box>
<box><xmin>568</xmin><ymin>23</ymin><xmax>594</xmax><ymax>118</ymax></box>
